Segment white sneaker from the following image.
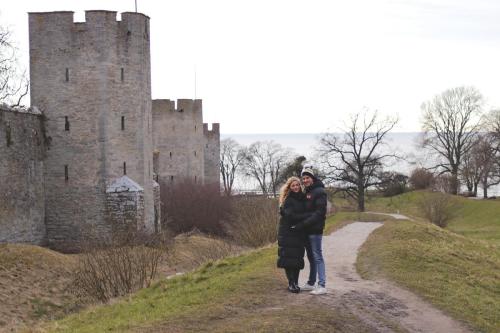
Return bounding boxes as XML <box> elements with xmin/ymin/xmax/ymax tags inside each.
<box><xmin>300</xmin><ymin>283</ymin><xmax>315</xmax><ymax>291</ymax></box>
<box><xmin>310</xmin><ymin>287</ymin><xmax>327</xmax><ymax>295</ymax></box>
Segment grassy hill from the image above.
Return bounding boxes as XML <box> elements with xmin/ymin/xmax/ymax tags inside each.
<box><xmin>38</xmin><ymin>243</ymin><xmax>371</xmax><ymax>332</ymax></box>
<box><xmin>12</xmin><ymin>193</ymin><xmax>499</xmax><ymax>332</ymax></box>
<box><xmin>0</xmin><ymin>244</ymin><xmax>80</xmax><ymax>332</ymax></box>
<box><xmin>366</xmin><ymin>190</ymin><xmax>500</xmax><ymax>245</ymax></box>
<box><xmin>360</xmin><ymin>191</ymin><xmax>500</xmax><ymax>332</ymax></box>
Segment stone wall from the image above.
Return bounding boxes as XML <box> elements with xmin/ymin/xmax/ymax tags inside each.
<box><xmin>105</xmin><ymin>176</ymin><xmax>145</xmax><ymax>234</ymax></box>
<box><xmin>152</xmin><ymin>99</ymin><xmax>205</xmax><ymax>186</ymax></box>
<box><xmin>29</xmin><ymin>11</ymin><xmax>155</xmax><ymax>251</ymax></box>
<box><xmin>0</xmin><ymin>106</ymin><xmax>46</xmax><ymax>244</ymax></box>
<box><xmin>203</xmin><ymin>123</ymin><xmax>220</xmax><ymax>186</ymax></box>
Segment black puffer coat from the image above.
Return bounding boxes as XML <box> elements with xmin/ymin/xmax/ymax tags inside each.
<box><xmin>277</xmin><ymin>191</ymin><xmax>311</xmax><ymax>269</ymax></box>
<box><xmin>299</xmin><ymin>179</ymin><xmax>328</xmax><ymax>235</ymax></box>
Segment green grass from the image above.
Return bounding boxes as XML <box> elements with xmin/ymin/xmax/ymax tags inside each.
<box><xmin>44</xmin><ymin>248</ymin><xmax>277</xmax><ymax>332</ymax></box>
<box><xmin>366</xmin><ymin>191</ymin><xmax>500</xmax><ymax>244</ymax></box>
<box><xmin>357</xmin><ymin>220</ymin><xmax>500</xmax><ymax>333</ymax></box>
<box><xmin>41</xmin><ymin>220</ymin><xmax>368</xmax><ymax>333</ymax></box>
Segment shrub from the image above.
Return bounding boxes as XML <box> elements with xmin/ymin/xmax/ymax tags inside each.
<box><xmin>377</xmin><ymin>171</ymin><xmax>408</xmax><ymax>197</ymax></box>
<box><xmin>161</xmin><ymin>178</ymin><xmax>232</xmax><ymax>235</ymax></box>
<box><xmin>73</xmin><ymin>231</ymin><xmax>170</xmax><ymax>302</ymax></box>
<box><xmin>409</xmin><ymin>168</ymin><xmax>435</xmax><ymax>190</ymax></box>
<box><xmin>433</xmin><ymin>174</ymin><xmax>457</xmax><ymax>194</ymax></box>
<box><xmin>224</xmin><ymin>196</ymin><xmax>279</xmax><ymax>247</ymax></box>
<box><xmin>417</xmin><ymin>192</ymin><xmax>458</xmax><ymax>228</ymax></box>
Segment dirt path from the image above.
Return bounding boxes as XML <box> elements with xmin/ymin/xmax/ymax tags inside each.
<box><xmin>298</xmin><ymin>222</ymin><xmax>472</xmax><ymax>333</ymax></box>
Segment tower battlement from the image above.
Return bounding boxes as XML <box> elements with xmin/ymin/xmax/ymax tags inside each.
<box><xmin>203</xmin><ymin>123</ymin><xmax>220</xmax><ymax>135</ymax></box>
<box><xmin>28</xmin><ymin>10</ymin><xmax>149</xmax><ymax>33</ymax></box>
<box><xmin>152</xmin><ymin>99</ymin><xmax>202</xmax><ymax>113</ymax></box>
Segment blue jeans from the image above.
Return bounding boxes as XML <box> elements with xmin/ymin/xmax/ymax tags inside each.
<box><xmin>306</xmin><ymin>234</ymin><xmax>326</xmax><ymax>287</ymax></box>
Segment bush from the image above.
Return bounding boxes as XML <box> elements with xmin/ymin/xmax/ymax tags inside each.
<box><xmin>409</xmin><ymin>168</ymin><xmax>435</xmax><ymax>190</ymax></box>
<box><xmin>224</xmin><ymin>196</ymin><xmax>279</xmax><ymax>247</ymax></box>
<box><xmin>417</xmin><ymin>192</ymin><xmax>458</xmax><ymax>228</ymax></box>
<box><xmin>433</xmin><ymin>174</ymin><xmax>457</xmax><ymax>194</ymax></box>
<box><xmin>161</xmin><ymin>178</ymin><xmax>232</xmax><ymax>235</ymax></box>
<box><xmin>73</xmin><ymin>231</ymin><xmax>170</xmax><ymax>302</ymax></box>
<box><xmin>377</xmin><ymin>171</ymin><xmax>408</xmax><ymax>197</ymax></box>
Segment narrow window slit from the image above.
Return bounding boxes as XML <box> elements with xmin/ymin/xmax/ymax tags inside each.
<box><xmin>65</xmin><ymin>116</ymin><xmax>70</xmax><ymax>131</ymax></box>
<box><xmin>65</xmin><ymin>68</ymin><xmax>69</xmax><ymax>82</ymax></box>
<box><xmin>123</xmin><ymin>162</ymin><xmax>127</xmax><ymax>175</ymax></box>
<box><xmin>121</xmin><ymin>116</ymin><xmax>125</xmax><ymax>130</ymax></box>
<box><xmin>121</xmin><ymin>68</ymin><xmax>124</xmax><ymax>82</ymax></box>
<box><xmin>64</xmin><ymin>165</ymin><xmax>69</xmax><ymax>182</ymax></box>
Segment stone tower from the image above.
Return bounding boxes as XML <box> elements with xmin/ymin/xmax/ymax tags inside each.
<box><xmin>203</xmin><ymin>123</ymin><xmax>220</xmax><ymax>185</ymax></box>
<box><xmin>29</xmin><ymin>11</ymin><xmax>155</xmax><ymax>251</ymax></box>
<box><xmin>152</xmin><ymin>99</ymin><xmax>205</xmax><ymax>185</ymax></box>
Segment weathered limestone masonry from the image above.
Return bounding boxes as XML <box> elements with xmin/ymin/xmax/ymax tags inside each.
<box><xmin>105</xmin><ymin>176</ymin><xmax>145</xmax><ymax>234</ymax></box>
<box><xmin>152</xmin><ymin>98</ymin><xmax>220</xmax><ymax>187</ymax></box>
<box><xmin>0</xmin><ymin>105</ymin><xmax>46</xmax><ymax>244</ymax></box>
<box><xmin>152</xmin><ymin>99</ymin><xmax>205</xmax><ymax>185</ymax></box>
<box><xmin>29</xmin><ymin>11</ymin><xmax>155</xmax><ymax>251</ymax></box>
<box><xmin>203</xmin><ymin>123</ymin><xmax>220</xmax><ymax>185</ymax></box>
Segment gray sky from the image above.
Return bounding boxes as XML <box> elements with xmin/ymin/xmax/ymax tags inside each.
<box><xmin>2</xmin><ymin>0</ymin><xmax>500</xmax><ymax>133</ymax></box>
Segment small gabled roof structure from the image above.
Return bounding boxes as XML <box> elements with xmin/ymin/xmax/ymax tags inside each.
<box><xmin>106</xmin><ymin>175</ymin><xmax>143</xmax><ymax>193</ymax></box>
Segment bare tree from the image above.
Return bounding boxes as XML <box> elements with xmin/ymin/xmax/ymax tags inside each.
<box><xmin>220</xmin><ymin>138</ymin><xmax>245</xmax><ymax>196</ymax></box>
<box><xmin>460</xmin><ymin>139</ymin><xmax>482</xmax><ymax>196</ymax></box>
<box><xmin>475</xmin><ymin>135</ymin><xmax>500</xmax><ymax>198</ymax></box>
<box><xmin>242</xmin><ymin>141</ymin><xmax>293</xmax><ymax>197</ymax></box>
<box><xmin>0</xmin><ymin>23</ymin><xmax>29</xmax><ymax>106</ymax></box>
<box><xmin>318</xmin><ymin>110</ymin><xmax>398</xmax><ymax>211</ymax></box>
<box><xmin>486</xmin><ymin>109</ymin><xmax>500</xmax><ymax>152</ymax></box>
<box><xmin>421</xmin><ymin>86</ymin><xmax>484</xmax><ymax>194</ymax></box>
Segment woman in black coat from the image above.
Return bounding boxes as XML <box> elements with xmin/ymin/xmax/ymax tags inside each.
<box><xmin>277</xmin><ymin>176</ymin><xmax>311</xmax><ymax>293</ymax></box>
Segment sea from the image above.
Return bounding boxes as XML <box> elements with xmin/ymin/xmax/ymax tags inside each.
<box><xmin>222</xmin><ymin>132</ymin><xmax>500</xmax><ymax>196</ymax></box>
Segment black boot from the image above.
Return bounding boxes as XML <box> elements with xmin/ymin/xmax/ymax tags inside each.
<box><xmin>285</xmin><ymin>268</ymin><xmax>300</xmax><ymax>293</ymax></box>
<box><xmin>292</xmin><ymin>269</ymin><xmax>301</xmax><ymax>292</ymax></box>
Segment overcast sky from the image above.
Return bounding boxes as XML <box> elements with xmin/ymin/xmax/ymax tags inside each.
<box><xmin>2</xmin><ymin>0</ymin><xmax>500</xmax><ymax>133</ymax></box>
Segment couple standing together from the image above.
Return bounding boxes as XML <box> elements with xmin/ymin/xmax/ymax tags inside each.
<box><xmin>277</xmin><ymin>166</ymin><xmax>327</xmax><ymax>295</ymax></box>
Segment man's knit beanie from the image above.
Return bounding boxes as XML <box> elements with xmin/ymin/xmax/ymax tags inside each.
<box><xmin>301</xmin><ymin>165</ymin><xmax>315</xmax><ymax>179</ymax></box>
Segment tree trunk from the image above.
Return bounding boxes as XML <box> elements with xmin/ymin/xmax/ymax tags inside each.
<box><xmin>357</xmin><ymin>188</ymin><xmax>365</xmax><ymax>212</ymax></box>
<box><xmin>473</xmin><ymin>183</ymin><xmax>478</xmax><ymax>197</ymax></box>
<box><xmin>482</xmin><ymin>178</ymin><xmax>488</xmax><ymax>199</ymax></box>
<box><xmin>450</xmin><ymin>170</ymin><xmax>459</xmax><ymax>195</ymax></box>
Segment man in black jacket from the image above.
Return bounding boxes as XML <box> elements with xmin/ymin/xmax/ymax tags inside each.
<box><xmin>293</xmin><ymin>165</ymin><xmax>328</xmax><ymax>295</ymax></box>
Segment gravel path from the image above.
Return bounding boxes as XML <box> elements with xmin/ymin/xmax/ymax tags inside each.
<box><xmin>298</xmin><ymin>222</ymin><xmax>472</xmax><ymax>333</ymax></box>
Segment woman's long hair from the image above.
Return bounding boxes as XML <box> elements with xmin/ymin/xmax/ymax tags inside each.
<box><xmin>279</xmin><ymin>176</ymin><xmax>302</xmax><ymax>206</ymax></box>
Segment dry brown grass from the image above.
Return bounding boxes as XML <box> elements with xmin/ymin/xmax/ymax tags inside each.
<box><xmin>0</xmin><ymin>244</ymin><xmax>80</xmax><ymax>332</ymax></box>
<box><xmin>168</xmin><ymin>231</ymin><xmax>245</xmax><ymax>270</ymax></box>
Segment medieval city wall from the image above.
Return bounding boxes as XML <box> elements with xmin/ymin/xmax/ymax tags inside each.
<box><xmin>29</xmin><ymin>11</ymin><xmax>155</xmax><ymax>251</ymax></box>
<box><xmin>152</xmin><ymin>99</ymin><xmax>205</xmax><ymax>185</ymax></box>
<box><xmin>0</xmin><ymin>106</ymin><xmax>46</xmax><ymax>244</ymax></box>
